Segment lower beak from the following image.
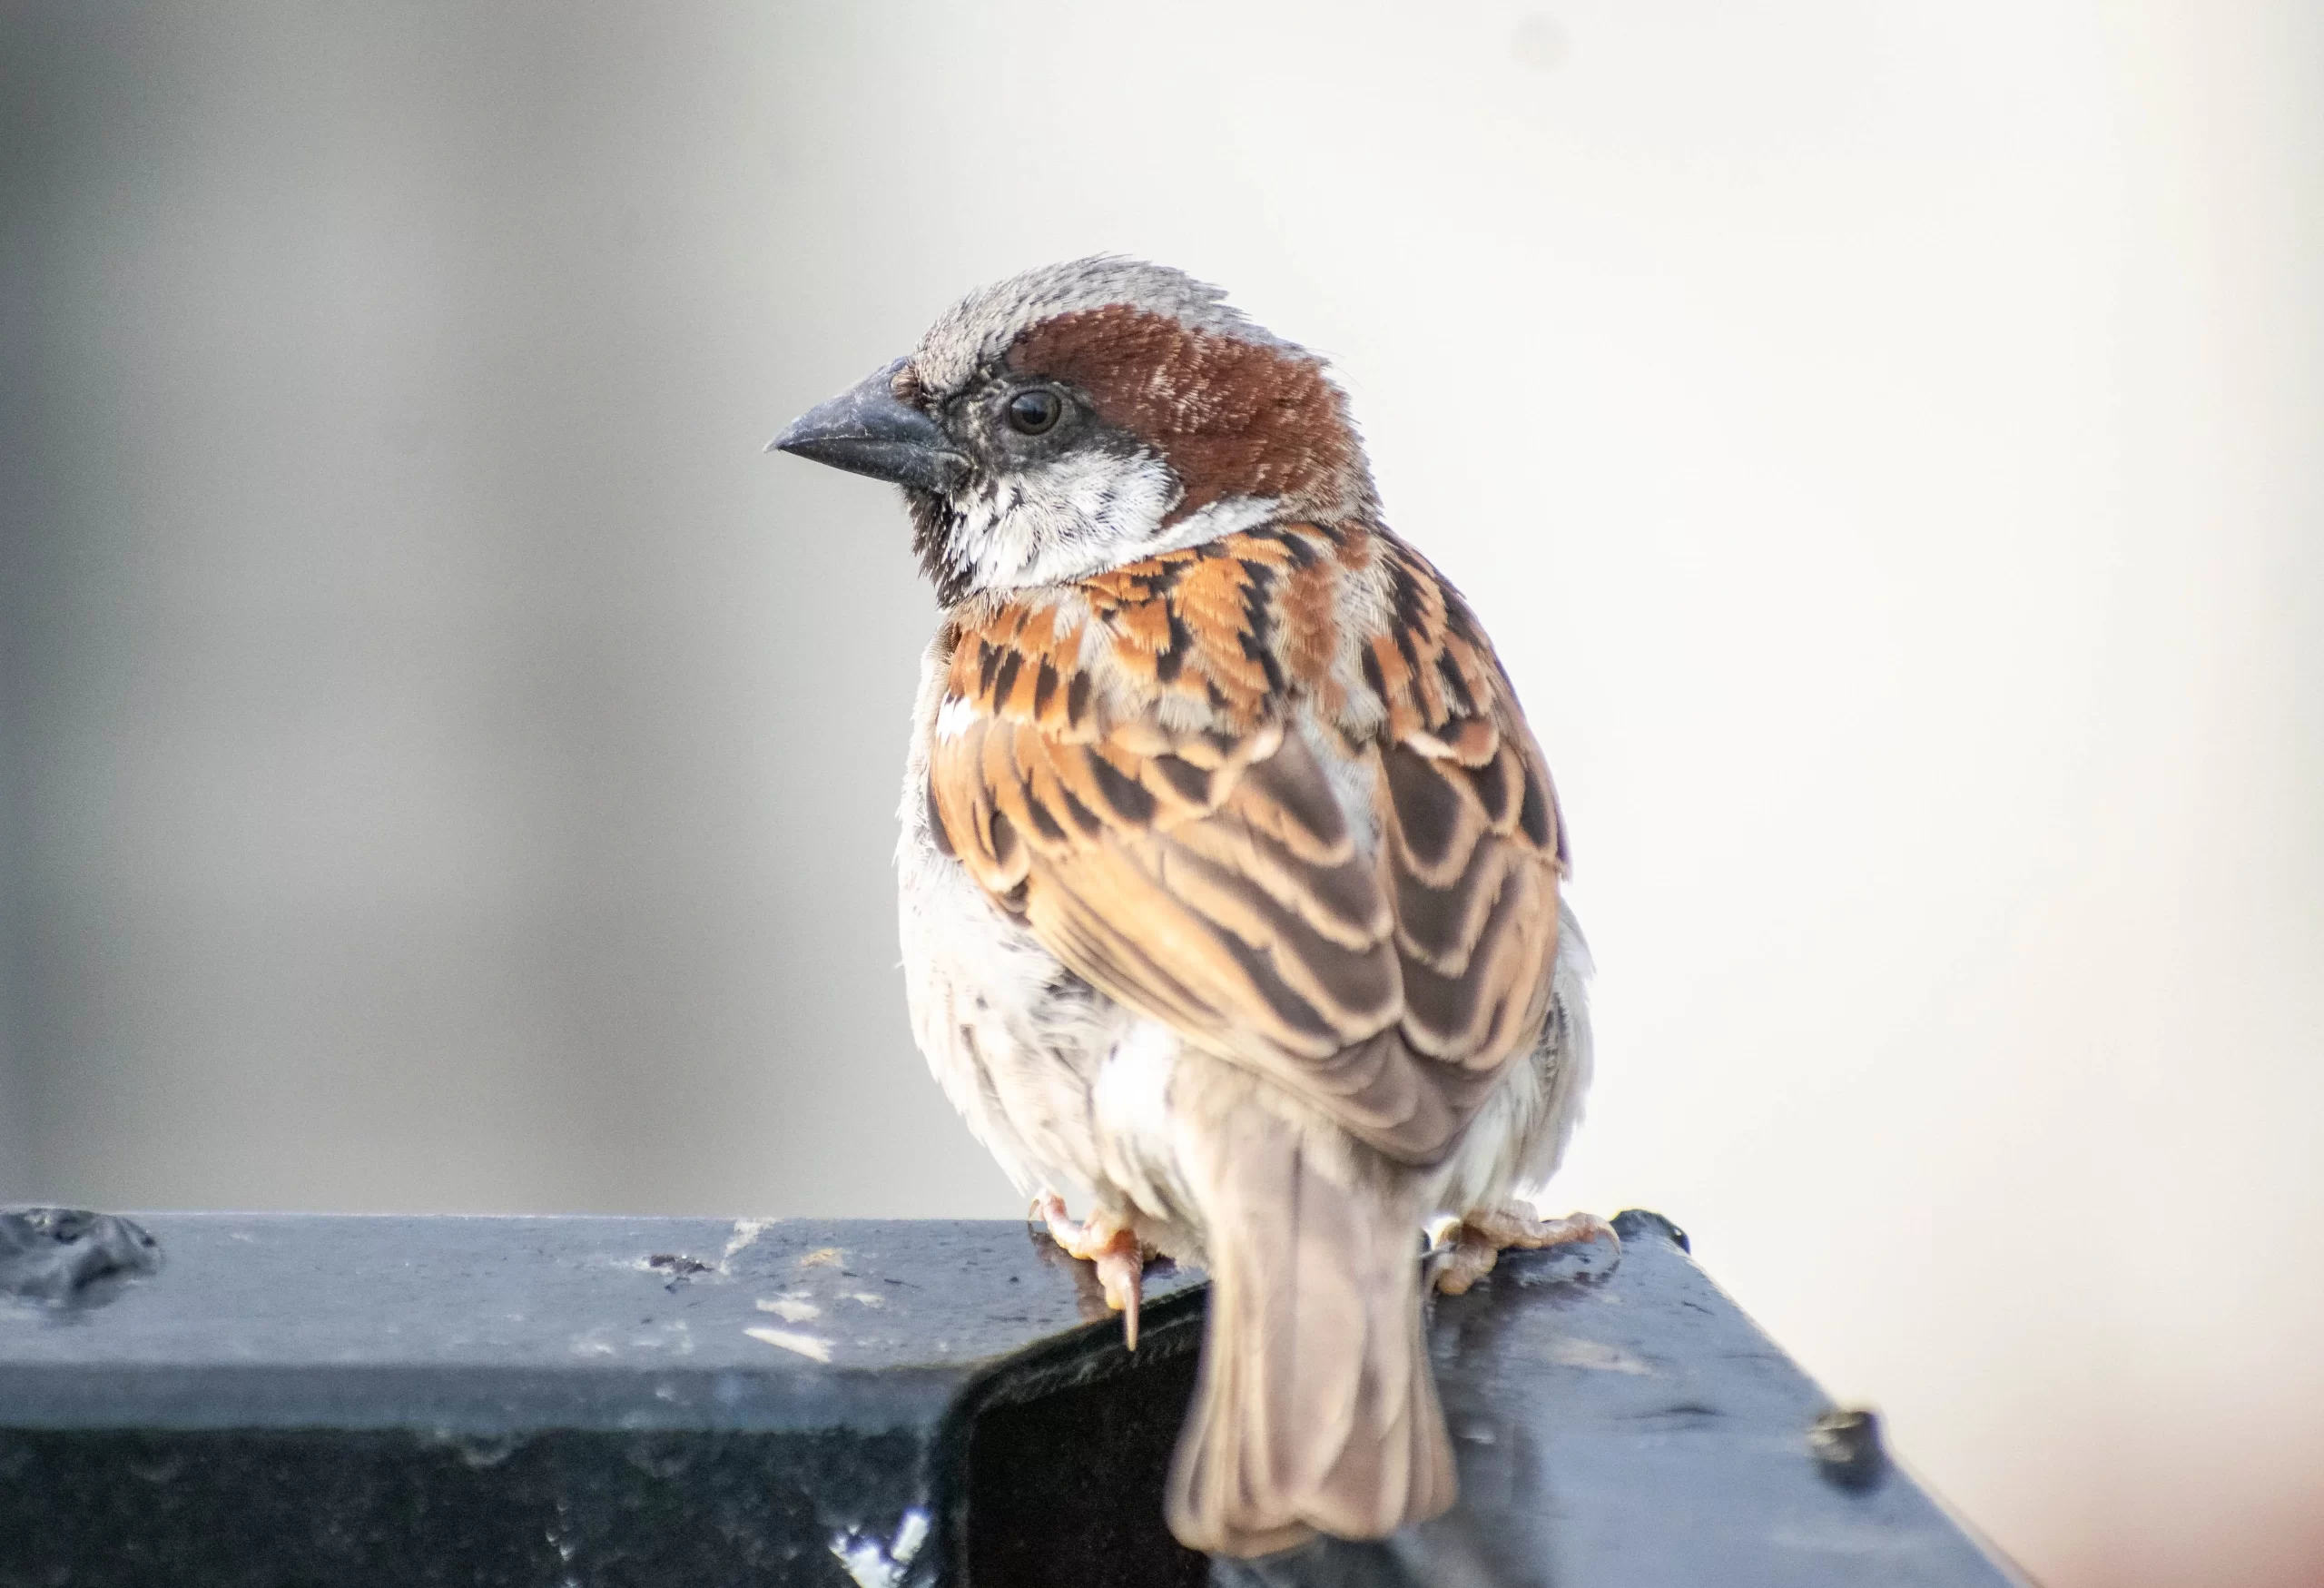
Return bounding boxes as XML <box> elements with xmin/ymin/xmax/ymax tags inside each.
<box><xmin>768</xmin><ymin>358</ymin><xmax>969</xmax><ymax>492</ymax></box>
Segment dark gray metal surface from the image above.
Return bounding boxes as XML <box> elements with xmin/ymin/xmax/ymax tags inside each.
<box><xmin>0</xmin><ymin>1208</ymin><xmax>2026</xmax><ymax>1587</ymax></box>
<box><xmin>0</xmin><ymin>1211</ymin><xmax>1195</xmax><ymax>1436</ymax></box>
<box><xmin>1230</xmin><ymin>1211</ymin><xmax>2027</xmax><ymax>1587</ymax></box>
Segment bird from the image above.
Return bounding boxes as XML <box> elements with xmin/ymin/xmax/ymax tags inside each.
<box><xmin>772</xmin><ymin>258</ymin><xmax>1607</xmax><ymax>1559</ymax></box>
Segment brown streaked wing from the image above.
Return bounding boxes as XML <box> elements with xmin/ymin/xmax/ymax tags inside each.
<box><xmin>925</xmin><ymin>528</ymin><xmax>1567</xmax><ymax>1167</ymax></box>
<box><xmin>931</xmin><ymin>698</ymin><xmax>1472</xmax><ymax>1160</ymax></box>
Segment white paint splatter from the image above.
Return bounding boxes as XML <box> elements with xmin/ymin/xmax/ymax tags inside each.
<box><xmin>720</xmin><ymin>1218</ymin><xmax>771</xmax><ymax>1268</ymax></box>
<box><xmin>745</xmin><ymin>1326</ymin><xmax>832</xmax><ymax>1363</ymax></box>
<box><xmin>632</xmin><ymin>1318</ymin><xmax>694</xmax><ymax>1356</ymax></box>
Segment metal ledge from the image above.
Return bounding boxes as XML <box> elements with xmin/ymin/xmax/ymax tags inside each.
<box><xmin>0</xmin><ymin>1208</ymin><xmax>2026</xmax><ymax>1587</ymax></box>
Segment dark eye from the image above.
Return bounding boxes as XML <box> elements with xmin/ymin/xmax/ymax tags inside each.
<box><xmin>1004</xmin><ymin>387</ymin><xmax>1063</xmax><ymax>436</ymax></box>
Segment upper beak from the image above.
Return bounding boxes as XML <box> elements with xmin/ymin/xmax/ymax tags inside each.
<box><xmin>767</xmin><ymin>358</ymin><xmax>969</xmax><ymax>492</ymax></box>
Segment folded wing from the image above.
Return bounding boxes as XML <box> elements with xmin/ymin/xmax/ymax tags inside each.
<box><xmin>926</xmin><ymin>528</ymin><xmax>1564</xmax><ymax>1167</ymax></box>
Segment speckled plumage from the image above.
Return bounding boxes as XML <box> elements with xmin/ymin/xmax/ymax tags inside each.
<box><xmin>790</xmin><ymin>259</ymin><xmax>1598</xmax><ymax>1558</ymax></box>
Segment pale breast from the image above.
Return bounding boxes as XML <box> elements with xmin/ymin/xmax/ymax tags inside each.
<box><xmin>898</xmin><ymin>635</ymin><xmax>1128</xmax><ymax>1199</ymax></box>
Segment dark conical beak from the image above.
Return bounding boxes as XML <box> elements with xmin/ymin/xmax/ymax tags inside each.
<box><xmin>767</xmin><ymin>358</ymin><xmax>969</xmax><ymax>492</ymax></box>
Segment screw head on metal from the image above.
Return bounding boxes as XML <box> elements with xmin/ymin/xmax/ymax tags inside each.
<box><xmin>1807</xmin><ymin>1406</ymin><xmax>1888</xmax><ymax>1491</ymax></box>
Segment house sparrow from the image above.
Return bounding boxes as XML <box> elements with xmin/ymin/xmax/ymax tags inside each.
<box><xmin>773</xmin><ymin>259</ymin><xmax>1605</xmax><ymax>1558</ymax></box>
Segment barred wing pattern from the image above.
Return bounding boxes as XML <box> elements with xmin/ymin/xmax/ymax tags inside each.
<box><xmin>925</xmin><ymin>524</ymin><xmax>1565</xmax><ymax>1167</ymax></box>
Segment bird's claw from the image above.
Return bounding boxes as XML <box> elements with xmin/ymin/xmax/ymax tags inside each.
<box><xmin>1032</xmin><ymin>1191</ymin><xmax>1149</xmax><ymax>1349</ymax></box>
<box><xmin>1430</xmin><ymin>1207</ymin><xmax>1619</xmax><ymax>1296</ymax></box>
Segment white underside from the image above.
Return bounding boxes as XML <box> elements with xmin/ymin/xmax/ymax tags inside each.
<box><xmin>895</xmin><ymin>636</ymin><xmax>1594</xmax><ymax>1256</ymax></box>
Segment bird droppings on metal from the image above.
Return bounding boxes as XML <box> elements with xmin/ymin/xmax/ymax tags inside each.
<box><xmin>1544</xmin><ymin>1336</ymin><xmax>1657</xmax><ymax>1376</ymax></box>
<box><xmin>566</xmin><ymin>1316</ymin><xmax>696</xmax><ymax>1358</ymax></box>
<box><xmin>718</xmin><ymin>1219</ymin><xmax>770</xmax><ymax>1272</ymax></box>
<box><xmin>756</xmin><ymin>1296</ymin><xmax>821</xmax><ymax>1323</ymax></box>
<box><xmin>0</xmin><ymin>1213</ymin><xmax>2020</xmax><ymax>1586</ymax></box>
<box><xmin>797</xmin><ymin>1247</ymin><xmax>845</xmax><ymax>1269</ymax></box>
<box><xmin>744</xmin><ymin>1327</ymin><xmax>832</xmax><ymax>1363</ymax></box>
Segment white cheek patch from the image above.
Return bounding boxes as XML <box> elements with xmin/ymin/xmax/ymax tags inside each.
<box><xmin>933</xmin><ymin>695</ymin><xmax>979</xmax><ymax>743</ymax></box>
<box><xmin>950</xmin><ymin>449</ymin><xmax>1185</xmax><ymax>593</ymax></box>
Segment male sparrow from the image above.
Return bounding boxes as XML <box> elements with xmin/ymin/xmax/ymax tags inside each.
<box><xmin>773</xmin><ymin>259</ymin><xmax>1603</xmax><ymax>1557</ymax></box>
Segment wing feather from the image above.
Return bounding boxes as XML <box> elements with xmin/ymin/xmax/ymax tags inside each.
<box><xmin>925</xmin><ymin>526</ymin><xmax>1564</xmax><ymax>1165</ymax></box>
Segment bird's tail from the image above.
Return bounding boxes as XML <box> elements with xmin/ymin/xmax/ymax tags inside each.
<box><xmin>1165</xmin><ymin>1105</ymin><xmax>1456</xmax><ymax>1558</ymax></box>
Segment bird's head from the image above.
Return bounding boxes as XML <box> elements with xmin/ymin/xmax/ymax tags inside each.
<box><xmin>772</xmin><ymin>258</ymin><xmax>1376</xmax><ymax>606</ymax></box>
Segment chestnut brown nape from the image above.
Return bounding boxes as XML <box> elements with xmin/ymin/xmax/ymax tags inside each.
<box><xmin>1008</xmin><ymin>305</ymin><xmax>1369</xmax><ymax>527</ymax></box>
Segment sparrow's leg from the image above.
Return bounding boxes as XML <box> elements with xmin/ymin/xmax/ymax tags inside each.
<box><xmin>1430</xmin><ymin>1205</ymin><xmax>1619</xmax><ymax>1297</ymax></box>
<box><xmin>1031</xmin><ymin>1191</ymin><xmax>1150</xmax><ymax>1348</ymax></box>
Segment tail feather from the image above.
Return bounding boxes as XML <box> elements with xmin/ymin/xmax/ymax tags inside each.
<box><xmin>1167</xmin><ymin>1105</ymin><xmax>1456</xmax><ymax>1557</ymax></box>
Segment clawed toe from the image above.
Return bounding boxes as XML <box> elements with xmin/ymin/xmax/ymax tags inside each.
<box><xmin>1091</xmin><ymin>1245</ymin><xmax>1146</xmax><ymax>1349</ymax></box>
<box><xmin>1032</xmin><ymin>1191</ymin><xmax>1081</xmax><ymax>1252</ymax></box>
<box><xmin>1499</xmin><ymin>1210</ymin><xmax>1620</xmax><ymax>1253</ymax></box>
<box><xmin>1429</xmin><ymin>1234</ymin><xmax>1501</xmax><ymax>1297</ymax></box>
<box><xmin>1031</xmin><ymin>1191</ymin><xmax>1152</xmax><ymax>1349</ymax></box>
<box><xmin>1430</xmin><ymin>1206</ymin><xmax>1618</xmax><ymax>1296</ymax></box>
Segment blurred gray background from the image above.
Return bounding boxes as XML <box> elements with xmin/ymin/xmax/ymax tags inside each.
<box><xmin>2</xmin><ymin>5</ymin><xmax>2319</xmax><ymax>1586</ymax></box>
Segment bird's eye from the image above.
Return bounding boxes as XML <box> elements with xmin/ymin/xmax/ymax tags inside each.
<box><xmin>1004</xmin><ymin>387</ymin><xmax>1064</xmax><ymax>436</ymax></box>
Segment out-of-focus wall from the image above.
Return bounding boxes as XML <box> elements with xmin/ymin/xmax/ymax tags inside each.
<box><xmin>2</xmin><ymin>5</ymin><xmax>2318</xmax><ymax>1584</ymax></box>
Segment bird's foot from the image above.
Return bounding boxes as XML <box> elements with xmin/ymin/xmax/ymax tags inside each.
<box><xmin>1429</xmin><ymin>1205</ymin><xmax>1619</xmax><ymax>1296</ymax></box>
<box><xmin>1031</xmin><ymin>1192</ymin><xmax>1150</xmax><ymax>1349</ymax></box>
